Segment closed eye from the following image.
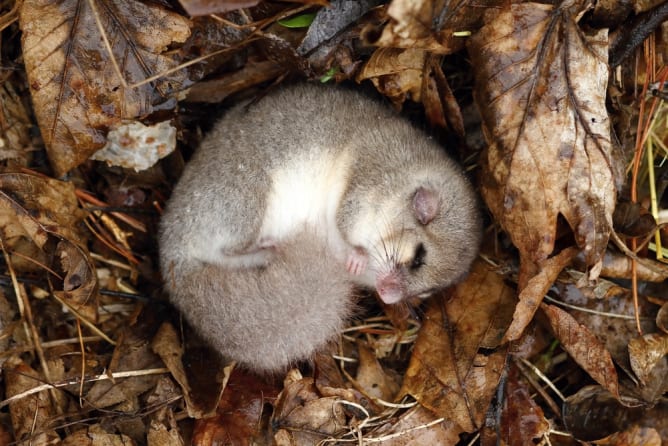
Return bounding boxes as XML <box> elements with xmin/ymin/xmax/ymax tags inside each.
<box><xmin>410</xmin><ymin>243</ymin><xmax>426</xmax><ymax>270</ymax></box>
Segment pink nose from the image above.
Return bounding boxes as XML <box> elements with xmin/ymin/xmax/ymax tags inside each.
<box><xmin>376</xmin><ymin>271</ymin><xmax>405</xmax><ymax>304</ymax></box>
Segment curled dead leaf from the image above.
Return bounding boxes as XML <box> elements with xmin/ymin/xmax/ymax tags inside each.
<box><xmin>658</xmin><ymin>302</ymin><xmax>668</xmax><ymax>333</ymax></box>
<box><xmin>357</xmin><ymin>48</ymin><xmax>426</xmax><ymax>106</ymax></box>
<box><xmin>628</xmin><ymin>333</ymin><xmax>668</xmax><ymax>387</ymax></box>
<box><xmin>563</xmin><ymin>385</ymin><xmax>645</xmax><ymax>441</ymax></box>
<box><xmin>613</xmin><ymin>201</ymin><xmax>657</xmax><ymax>238</ymax></box>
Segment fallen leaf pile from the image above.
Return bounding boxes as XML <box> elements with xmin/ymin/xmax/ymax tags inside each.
<box><xmin>0</xmin><ymin>0</ymin><xmax>667</xmax><ymax>444</ymax></box>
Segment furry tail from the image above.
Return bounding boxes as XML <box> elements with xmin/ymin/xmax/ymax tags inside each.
<box><xmin>166</xmin><ymin>232</ymin><xmax>354</xmax><ymax>373</ymax></box>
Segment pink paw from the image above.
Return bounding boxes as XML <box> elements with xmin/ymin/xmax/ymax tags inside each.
<box><xmin>257</xmin><ymin>236</ymin><xmax>276</xmax><ymax>249</ymax></box>
<box><xmin>346</xmin><ymin>247</ymin><xmax>368</xmax><ymax>275</ymax></box>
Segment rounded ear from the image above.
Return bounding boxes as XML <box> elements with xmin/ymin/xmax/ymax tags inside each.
<box><xmin>412</xmin><ymin>187</ymin><xmax>440</xmax><ymax>225</ymax></box>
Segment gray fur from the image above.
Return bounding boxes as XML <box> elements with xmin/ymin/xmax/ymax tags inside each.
<box><xmin>159</xmin><ymin>83</ymin><xmax>481</xmax><ymax>372</ymax></box>
<box><xmin>168</xmin><ymin>233</ymin><xmax>352</xmax><ymax>373</ymax></box>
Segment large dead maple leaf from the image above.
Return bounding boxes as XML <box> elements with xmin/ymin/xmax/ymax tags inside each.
<box><xmin>19</xmin><ymin>0</ymin><xmax>191</xmax><ymax>176</ymax></box>
<box><xmin>469</xmin><ymin>3</ymin><xmax>619</xmax><ymax>285</ymax></box>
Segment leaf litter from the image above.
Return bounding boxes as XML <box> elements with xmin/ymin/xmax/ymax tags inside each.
<box><xmin>1</xmin><ymin>0</ymin><xmax>668</xmax><ymax>444</ymax></box>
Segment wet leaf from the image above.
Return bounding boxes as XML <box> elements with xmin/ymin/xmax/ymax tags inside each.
<box><xmin>19</xmin><ymin>0</ymin><xmax>191</xmax><ymax>176</ymax></box>
<box><xmin>298</xmin><ymin>0</ymin><xmax>380</xmax><ymax>55</ymax></box>
<box><xmin>192</xmin><ymin>369</ymin><xmax>279</xmax><ymax>446</ymax></box>
<box><xmin>562</xmin><ymin>385</ymin><xmax>644</xmax><ymax>441</ymax></box>
<box><xmin>483</xmin><ymin>362</ymin><xmax>549</xmax><ymax>445</ymax></box>
<box><xmin>613</xmin><ymin>201</ymin><xmax>657</xmax><ymax>238</ymax></box>
<box><xmin>541</xmin><ymin>303</ymin><xmax>620</xmax><ymax>398</ymax></box>
<box><xmin>469</xmin><ymin>3</ymin><xmax>618</xmax><ymax>285</ymax></box>
<box><xmin>400</xmin><ymin>260</ymin><xmax>514</xmax><ymax>432</ymax></box>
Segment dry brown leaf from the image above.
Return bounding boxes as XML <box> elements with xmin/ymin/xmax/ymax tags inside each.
<box><xmin>368</xmin><ymin>405</ymin><xmax>462</xmax><ymax>445</ymax></box>
<box><xmin>357</xmin><ymin>48</ymin><xmax>426</xmax><ymax>107</ymax></box>
<box><xmin>400</xmin><ymin>260</ymin><xmax>514</xmax><ymax>432</ymax></box>
<box><xmin>627</xmin><ymin>333</ymin><xmax>668</xmax><ymax>387</ymax></box>
<box><xmin>541</xmin><ymin>303</ymin><xmax>620</xmax><ymax>399</ymax></box>
<box><xmin>61</xmin><ymin>425</ymin><xmax>135</xmax><ymax>445</ymax></box>
<box><xmin>422</xmin><ymin>57</ymin><xmax>465</xmax><ymax>137</ymax></box>
<box><xmin>146</xmin><ymin>420</ymin><xmax>183</xmax><ymax>446</ymax></box>
<box><xmin>192</xmin><ymin>369</ymin><xmax>279</xmax><ymax>446</ymax></box>
<box><xmin>0</xmin><ymin>81</ymin><xmax>34</xmax><ymax>165</ymax></box>
<box><xmin>0</xmin><ymin>172</ymin><xmax>98</xmax><ymax>321</ymax></box>
<box><xmin>658</xmin><ymin>301</ymin><xmax>668</xmax><ymax>333</ymax></box>
<box><xmin>597</xmin><ymin>424</ymin><xmax>662</xmax><ymax>446</ymax></box>
<box><xmin>355</xmin><ymin>343</ymin><xmax>399</xmax><ymax>401</ymax></box>
<box><xmin>4</xmin><ymin>357</ymin><xmax>61</xmax><ymax>445</ymax></box>
<box><xmin>145</xmin><ymin>377</ymin><xmax>184</xmax><ymax>446</ymax></box>
<box><xmin>469</xmin><ymin>3</ymin><xmax>618</xmax><ymax>286</ymax></box>
<box><xmin>574</xmin><ymin>250</ymin><xmax>668</xmax><ymax>282</ymax></box>
<box><xmin>490</xmin><ymin>362</ymin><xmax>549</xmax><ymax>445</ymax></box>
<box><xmin>372</xmin><ymin>0</ymin><xmax>499</xmax><ymax>53</ymax></box>
<box><xmin>86</xmin><ymin>328</ymin><xmax>164</xmax><ymax>408</ymax></box>
<box><xmin>152</xmin><ymin>322</ymin><xmax>231</xmax><ymax>418</ymax></box>
<box><xmin>552</xmin><ymin>279</ymin><xmax>665</xmax><ymax>401</ymax></box>
<box><xmin>186</xmin><ymin>60</ymin><xmax>286</xmax><ymax>103</ymax></box>
<box><xmin>178</xmin><ymin>0</ymin><xmax>260</xmax><ymax>16</ymax></box>
<box><xmin>504</xmin><ymin>247</ymin><xmax>577</xmax><ymax>342</ymax></box>
<box><xmin>19</xmin><ymin>0</ymin><xmax>191</xmax><ymax>176</ymax></box>
<box><xmin>271</xmin><ymin>370</ymin><xmax>347</xmax><ymax>444</ymax></box>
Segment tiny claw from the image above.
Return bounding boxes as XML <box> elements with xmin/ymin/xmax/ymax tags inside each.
<box><xmin>346</xmin><ymin>247</ymin><xmax>368</xmax><ymax>275</ymax></box>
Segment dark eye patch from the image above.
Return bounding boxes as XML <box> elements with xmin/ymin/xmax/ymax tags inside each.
<box><xmin>410</xmin><ymin>243</ymin><xmax>426</xmax><ymax>270</ymax></box>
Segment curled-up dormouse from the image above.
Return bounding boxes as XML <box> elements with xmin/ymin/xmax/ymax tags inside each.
<box><xmin>159</xmin><ymin>84</ymin><xmax>481</xmax><ymax>372</ymax></box>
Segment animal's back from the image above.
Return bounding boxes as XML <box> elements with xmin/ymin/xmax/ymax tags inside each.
<box><xmin>170</xmin><ymin>232</ymin><xmax>354</xmax><ymax>373</ymax></box>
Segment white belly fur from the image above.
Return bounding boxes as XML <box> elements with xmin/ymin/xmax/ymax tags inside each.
<box><xmin>259</xmin><ymin>149</ymin><xmax>351</xmax><ymax>250</ymax></box>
